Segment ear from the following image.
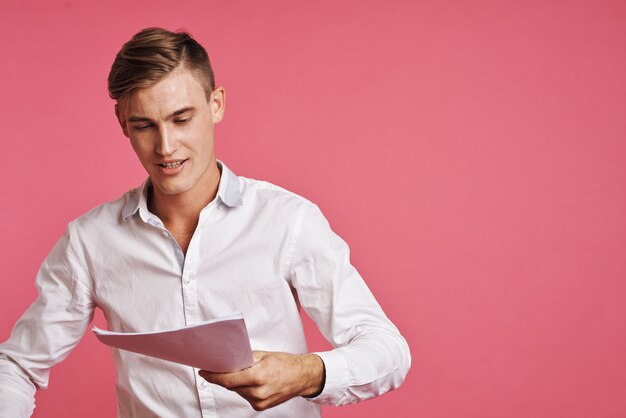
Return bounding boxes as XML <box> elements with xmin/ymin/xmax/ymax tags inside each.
<box><xmin>210</xmin><ymin>86</ymin><xmax>226</xmax><ymax>124</ymax></box>
<box><xmin>115</xmin><ymin>103</ymin><xmax>130</xmax><ymax>138</ymax></box>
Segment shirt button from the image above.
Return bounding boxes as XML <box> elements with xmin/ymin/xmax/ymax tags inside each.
<box><xmin>200</xmin><ymin>380</ymin><xmax>208</xmax><ymax>388</ymax></box>
<box><xmin>162</xmin><ymin>230</ymin><xmax>168</xmax><ymax>237</ymax></box>
<box><xmin>183</xmin><ymin>276</ymin><xmax>190</xmax><ymax>285</ymax></box>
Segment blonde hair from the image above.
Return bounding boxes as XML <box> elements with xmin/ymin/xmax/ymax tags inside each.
<box><xmin>108</xmin><ymin>27</ymin><xmax>215</xmax><ymax>103</ymax></box>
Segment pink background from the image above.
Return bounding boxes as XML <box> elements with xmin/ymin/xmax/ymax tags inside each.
<box><xmin>2</xmin><ymin>1</ymin><xmax>625</xmax><ymax>417</ymax></box>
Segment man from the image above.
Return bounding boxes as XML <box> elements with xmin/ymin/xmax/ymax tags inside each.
<box><xmin>0</xmin><ymin>28</ymin><xmax>410</xmax><ymax>417</ymax></box>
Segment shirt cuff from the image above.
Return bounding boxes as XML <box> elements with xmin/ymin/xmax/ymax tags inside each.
<box><xmin>305</xmin><ymin>349</ymin><xmax>350</xmax><ymax>405</ymax></box>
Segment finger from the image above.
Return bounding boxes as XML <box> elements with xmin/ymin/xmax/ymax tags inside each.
<box><xmin>199</xmin><ymin>368</ymin><xmax>256</xmax><ymax>390</ymax></box>
<box><xmin>235</xmin><ymin>387</ymin><xmax>284</xmax><ymax>412</ymax></box>
<box><xmin>198</xmin><ymin>369</ymin><xmax>219</xmax><ymax>382</ymax></box>
<box><xmin>251</xmin><ymin>350</ymin><xmax>270</xmax><ymax>363</ymax></box>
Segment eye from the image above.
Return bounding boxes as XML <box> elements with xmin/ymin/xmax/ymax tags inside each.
<box><xmin>132</xmin><ymin>124</ymin><xmax>152</xmax><ymax>131</ymax></box>
<box><xmin>174</xmin><ymin>117</ymin><xmax>191</xmax><ymax>125</ymax></box>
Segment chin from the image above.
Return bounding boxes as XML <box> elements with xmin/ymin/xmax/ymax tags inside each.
<box><xmin>152</xmin><ymin>180</ymin><xmax>190</xmax><ymax>196</ymax></box>
<box><xmin>160</xmin><ymin>186</ymin><xmax>191</xmax><ymax>196</ymax></box>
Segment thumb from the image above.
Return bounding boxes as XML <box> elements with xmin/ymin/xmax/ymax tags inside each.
<box><xmin>198</xmin><ymin>369</ymin><xmax>213</xmax><ymax>381</ymax></box>
<box><xmin>252</xmin><ymin>350</ymin><xmax>270</xmax><ymax>363</ymax></box>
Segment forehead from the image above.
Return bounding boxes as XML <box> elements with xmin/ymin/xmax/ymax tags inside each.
<box><xmin>126</xmin><ymin>67</ymin><xmax>207</xmax><ymax>118</ymax></box>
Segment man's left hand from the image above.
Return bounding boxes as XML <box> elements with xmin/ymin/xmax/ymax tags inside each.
<box><xmin>198</xmin><ymin>351</ymin><xmax>325</xmax><ymax>411</ymax></box>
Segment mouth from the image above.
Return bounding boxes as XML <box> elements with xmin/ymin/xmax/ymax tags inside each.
<box><xmin>158</xmin><ymin>159</ymin><xmax>187</xmax><ymax>168</ymax></box>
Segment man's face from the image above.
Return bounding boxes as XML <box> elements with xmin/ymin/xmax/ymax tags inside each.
<box><xmin>116</xmin><ymin>66</ymin><xmax>225</xmax><ymax>201</ymax></box>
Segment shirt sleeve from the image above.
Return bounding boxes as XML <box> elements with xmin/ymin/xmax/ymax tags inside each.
<box><xmin>288</xmin><ymin>203</ymin><xmax>411</xmax><ymax>405</ymax></box>
<box><xmin>0</xmin><ymin>224</ymin><xmax>95</xmax><ymax>417</ymax></box>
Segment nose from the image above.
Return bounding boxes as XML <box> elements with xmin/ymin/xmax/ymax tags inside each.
<box><xmin>155</xmin><ymin>125</ymin><xmax>177</xmax><ymax>156</ymax></box>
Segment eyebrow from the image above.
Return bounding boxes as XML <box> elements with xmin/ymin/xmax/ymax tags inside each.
<box><xmin>127</xmin><ymin>106</ymin><xmax>195</xmax><ymax>123</ymax></box>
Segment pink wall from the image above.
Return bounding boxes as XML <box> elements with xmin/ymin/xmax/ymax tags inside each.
<box><xmin>2</xmin><ymin>1</ymin><xmax>625</xmax><ymax>417</ymax></box>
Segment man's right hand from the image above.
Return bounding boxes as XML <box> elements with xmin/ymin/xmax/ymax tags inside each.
<box><xmin>198</xmin><ymin>350</ymin><xmax>325</xmax><ymax>411</ymax></box>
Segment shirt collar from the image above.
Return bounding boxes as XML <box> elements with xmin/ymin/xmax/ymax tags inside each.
<box><xmin>216</xmin><ymin>161</ymin><xmax>244</xmax><ymax>208</ymax></box>
<box><xmin>121</xmin><ymin>160</ymin><xmax>243</xmax><ymax>221</ymax></box>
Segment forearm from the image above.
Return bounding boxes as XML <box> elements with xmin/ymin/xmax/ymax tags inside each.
<box><xmin>311</xmin><ymin>326</ymin><xmax>411</xmax><ymax>405</ymax></box>
<box><xmin>0</xmin><ymin>356</ymin><xmax>36</xmax><ymax>418</ymax></box>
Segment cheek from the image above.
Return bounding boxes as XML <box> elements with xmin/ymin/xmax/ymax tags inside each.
<box><xmin>130</xmin><ymin>140</ymin><xmax>152</xmax><ymax>162</ymax></box>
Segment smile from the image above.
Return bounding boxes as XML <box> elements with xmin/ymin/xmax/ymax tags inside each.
<box><xmin>159</xmin><ymin>160</ymin><xmax>187</xmax><ymax>168</ymax></box>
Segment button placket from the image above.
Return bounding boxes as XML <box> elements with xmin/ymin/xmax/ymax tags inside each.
<box><xmin>181</xmin><ymin>223</ymin><xmax>202</xmax><ymax>326</ymax></box>
<box><xmin>186</xmin><ymin>208</ymin><xmax>220</xmax><ymax>417</ymax></box>
<box><xmin>195</xmin><ymin>367</ymin><xmax>217</xmax><ymax>417</ymax></box>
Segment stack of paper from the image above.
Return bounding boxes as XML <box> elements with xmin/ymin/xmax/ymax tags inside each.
<box><xmin>93</xmin><ymin>312</ymin><xmax>254</xmax><ymax>373</ymax></box>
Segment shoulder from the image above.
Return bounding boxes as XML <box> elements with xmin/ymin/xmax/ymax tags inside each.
<box><xmin>238</xmin><ymin>175</ymin><xmax>317</xmax><ymax>212</ymax></box>
<box><xmin>232</xmin><ymin>175</ymin><xmax>326</xmax><ymax>235</ymax></box>
<box><xmin>67</xmin><ymin>186</ymin><xmax>138</xmax><ymax>234</ymax></box>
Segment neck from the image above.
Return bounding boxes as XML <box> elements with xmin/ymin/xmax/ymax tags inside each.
<box><xmin>148</xmin><ymin>160</ymin><xmax>221</xmax><ymax>229</ymax></box>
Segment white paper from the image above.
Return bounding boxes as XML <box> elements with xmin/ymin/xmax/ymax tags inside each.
<box><xmin>93</xmin><ymin>312</ymin><xmax>254</xmax><ymax>373</ymax></box>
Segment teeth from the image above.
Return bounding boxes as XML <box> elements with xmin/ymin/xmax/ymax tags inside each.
<box><xmin>161</xmin><ymin>161</ymin><xmax>183</xmax><ymax>168</ymax></box>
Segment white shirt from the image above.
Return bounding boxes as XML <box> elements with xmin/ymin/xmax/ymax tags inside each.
<box><xmin>0</xmin><ymin>162</ymin><xmax>411</xmax><ymax>418</ymax></box>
